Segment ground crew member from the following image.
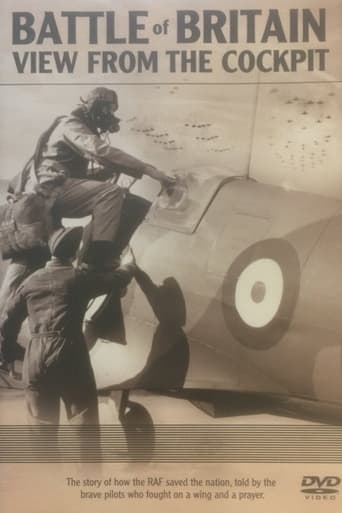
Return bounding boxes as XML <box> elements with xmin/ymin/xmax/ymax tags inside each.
<box><xmin>0</xmin><ymin>225</ymin><xmax>136</xmax><ymax>426</ymax></box>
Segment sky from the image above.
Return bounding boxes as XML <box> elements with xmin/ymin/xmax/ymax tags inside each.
<box><xmin>0</xmin><ymin>0</ymin><xmax>341</xmax><ymax>199</ymax></box>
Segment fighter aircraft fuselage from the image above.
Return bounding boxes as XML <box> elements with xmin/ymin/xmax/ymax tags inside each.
<box><xmin>88</xmin><ymin>171</ymin><xmax>342</xmax><ymax>412</ymax></box>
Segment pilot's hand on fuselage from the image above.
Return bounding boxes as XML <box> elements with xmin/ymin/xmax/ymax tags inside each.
<box><xmin>162</xmin><ymin>176</ymin><xmax>178</xmax><ymax>196</ymax></box>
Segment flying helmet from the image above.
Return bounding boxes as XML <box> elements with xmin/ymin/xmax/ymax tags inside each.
<box><xmin>81</xmin><ymin>87</ymin><xmax>120</xmax><ymax>133</ymax></box>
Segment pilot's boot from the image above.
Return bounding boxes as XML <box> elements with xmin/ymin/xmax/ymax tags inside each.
<box><xmin>81</xmin><ymin>241</ymin><xmax>135</xmax><ymax>298</ymax></box>
<box><xmin>81</xmin><ymin>240</ymin><xmax>119</xmax><ymax>270</ymax></box>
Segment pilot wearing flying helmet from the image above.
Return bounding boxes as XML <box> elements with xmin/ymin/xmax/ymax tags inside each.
<box><xmin>0</xmin><ymin>87</ymin><xmax>175</xmax><ymax>320</ymax></box>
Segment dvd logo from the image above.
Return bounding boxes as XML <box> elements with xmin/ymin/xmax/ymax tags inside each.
<box><xmin>301</xmin><ymin>476</ymin><xmax>341</xmax><ymax>495</ymax></box>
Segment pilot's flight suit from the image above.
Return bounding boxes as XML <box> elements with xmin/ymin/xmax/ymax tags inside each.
<box><xmin>0</xmin><ymin>258</ymin><xmax>133</xmax><ymax>424</ymax></box>
<box><xmin>23</xmin><ymin>108</ymin><xmax>150</xmax><ymax>240</ymax></box>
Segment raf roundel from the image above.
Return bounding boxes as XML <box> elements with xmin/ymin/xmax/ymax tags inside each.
<box><xmin>235</xmin><ymin>258</ymin><xmax>284</xmax><ymax>328</ymax></box>
<box><xmin>222</xmin><ymin>239</ymin><xmax>300</xmax><ymax>349</ymax></box>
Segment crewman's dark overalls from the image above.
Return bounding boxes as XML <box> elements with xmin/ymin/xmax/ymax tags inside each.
<box><xmin>0</xmin><ymin>259</ymin><xmax>132</xmax><ymax>425</ymax></box>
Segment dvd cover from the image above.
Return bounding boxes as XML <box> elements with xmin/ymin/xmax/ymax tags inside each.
<box><xmin>0</xmin><ymin>1</ymin><xmax>341</xmax><ymax>512</ymax></box>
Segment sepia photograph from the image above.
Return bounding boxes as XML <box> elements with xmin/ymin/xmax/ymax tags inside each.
<box><xmin>0</xmin><ymin>1</ymin><xmax>341</xmax><ymax>512</ymax></box>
